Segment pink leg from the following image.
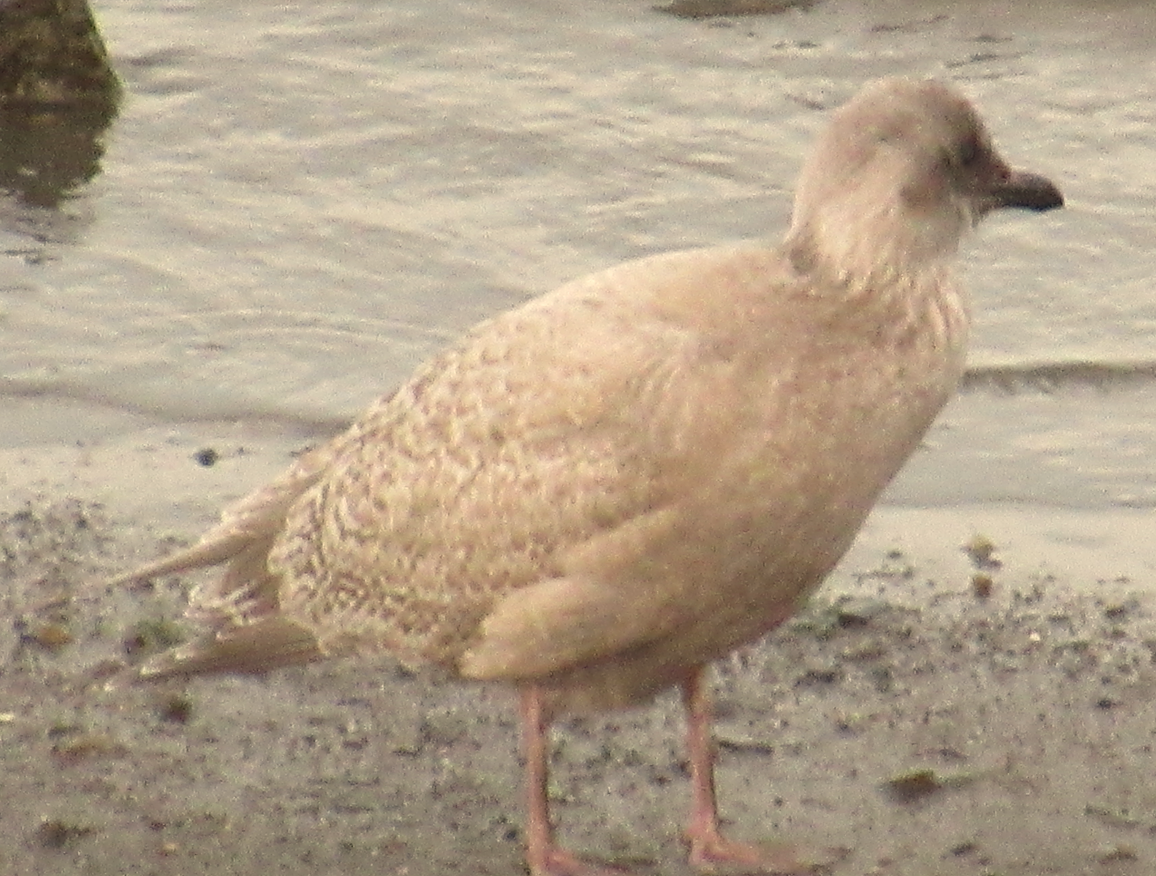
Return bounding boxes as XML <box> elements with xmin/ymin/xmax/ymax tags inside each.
<box><xmin>681</xmin><ymin>668</ymin><xmax>835</xmax><ymax>874</ymax></box>
<box><xmin>520</xmin><ymin>685</ymin><xmax>626</xmax><ymax>876</ymax></box>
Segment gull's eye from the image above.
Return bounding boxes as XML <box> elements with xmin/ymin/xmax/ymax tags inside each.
<box><xmin>941</xmin><ymin>133</ymin><xmax>983</xmax><ymax>176</ymax></box>
<box><xmin>956</xmin><ymin>134</ymin><xmax>981</xmax><ymax>168</ymax></box>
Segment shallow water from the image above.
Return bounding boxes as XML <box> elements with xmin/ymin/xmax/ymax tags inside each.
<box><xmin>1</xmin><ymin>0</ymin><xmax>1155</xmax><ymax>509</ymax></box>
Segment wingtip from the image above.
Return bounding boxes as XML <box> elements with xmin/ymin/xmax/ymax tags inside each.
<box><xmin>138</xmin><ymin>617</ymin><xmax>324</xmax><ymax>679</ymax></box>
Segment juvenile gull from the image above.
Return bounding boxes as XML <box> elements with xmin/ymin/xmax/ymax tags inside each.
<box><xmin>115</xmin><ymin>78</ymin><xmax>1062</xmax><ymax>875</ymax></box>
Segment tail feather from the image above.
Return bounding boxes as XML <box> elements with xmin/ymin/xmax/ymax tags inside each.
<box><xmin>116</xmin><ymin>438</ymin><xmax>345</xmax><ymax>679</ymax></box>
<box><xmin>111</xmin><ymin>438</ymin><xmax>338</xmax><ymax>589</ymax></box>
<box><xmin>107</xmin><ymin>531</ymin><xmax>255</xmax><ymax>587</ymax></box>
<box><xmin>141</xmin><ymin>616</ymin><xmax>323</xmax><ymax>678</ymax></box>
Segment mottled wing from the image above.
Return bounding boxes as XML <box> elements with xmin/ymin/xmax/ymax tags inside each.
<box><xmin>268</xmin><ymin>270</ymin><xmax>702</xmax><ymax>671</ymax></box>
<box><xmin>134</xmin><ymin>245</ymin><xmax>817</xmax><ymax>683</ymax></box>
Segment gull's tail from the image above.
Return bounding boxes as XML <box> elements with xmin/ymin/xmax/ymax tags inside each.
<box><xmin>111</xmin><ymin>441</ymin><xmax>341</xmax><ymax>678</ymax></box>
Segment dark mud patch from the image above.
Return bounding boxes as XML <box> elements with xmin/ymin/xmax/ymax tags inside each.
<box><xmin>655</xmin><ymin>0</ymin><xmax>817</xmax><ymax>21</ymax></box>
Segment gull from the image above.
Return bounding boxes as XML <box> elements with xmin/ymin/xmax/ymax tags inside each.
<box><xmin>114</xmin><ymin>78</ymin><xmax>1063</xmax><ymax>875</ymax></box>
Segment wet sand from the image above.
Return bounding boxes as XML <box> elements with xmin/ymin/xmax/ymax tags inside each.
<box><xmin>2</xmin><ymin>404</ymin><xmax>1155</xmax><ymax>876</ymax></box>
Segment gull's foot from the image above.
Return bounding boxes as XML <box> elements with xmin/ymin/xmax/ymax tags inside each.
<box><xmin>528</xmin><ymin>846</ymin><xmax>633</xmax><ymax>876</ymax></box>
<box><xmin>687</xmin><ymin>831</ymin><xmax>847</xmax><ymax>875</ymax></box>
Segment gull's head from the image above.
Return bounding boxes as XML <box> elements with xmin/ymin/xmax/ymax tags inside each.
<box><xmin>786</xmin><ymin>78</ymin><xmax>1063</xmax><ymax>283</ymax></box>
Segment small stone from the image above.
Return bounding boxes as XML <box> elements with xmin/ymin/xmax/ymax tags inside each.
<box><xmin>971</xmin><ymin>573</ymin><xmax>994</xmax><ymax>599</ymax></box>
<box><xmin>885</xmin><ymin>768</ymin><xmax>942</xmax><ymax>803</ymax></box>
<box><xmin>193</xmin><ymin>447</ymin><xmax>219</xmax><ymax>467</ymax></box>
<box><xmin>962</xmin><ymin>534</ymin><xmax>1002</xmax><ymax>570</ymax></box>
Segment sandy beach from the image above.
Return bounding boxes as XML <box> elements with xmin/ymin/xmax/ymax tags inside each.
<box><xmin>1</xmin><ymin>402</ymin><xmax>1154</xmax><ymax>876</ymax></box>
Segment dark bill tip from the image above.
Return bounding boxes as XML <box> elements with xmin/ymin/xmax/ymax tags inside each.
<box><xmin>993</xmin><ymin>170</ymin><xmax>1064</xmax><ymax>212</ymax></box>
